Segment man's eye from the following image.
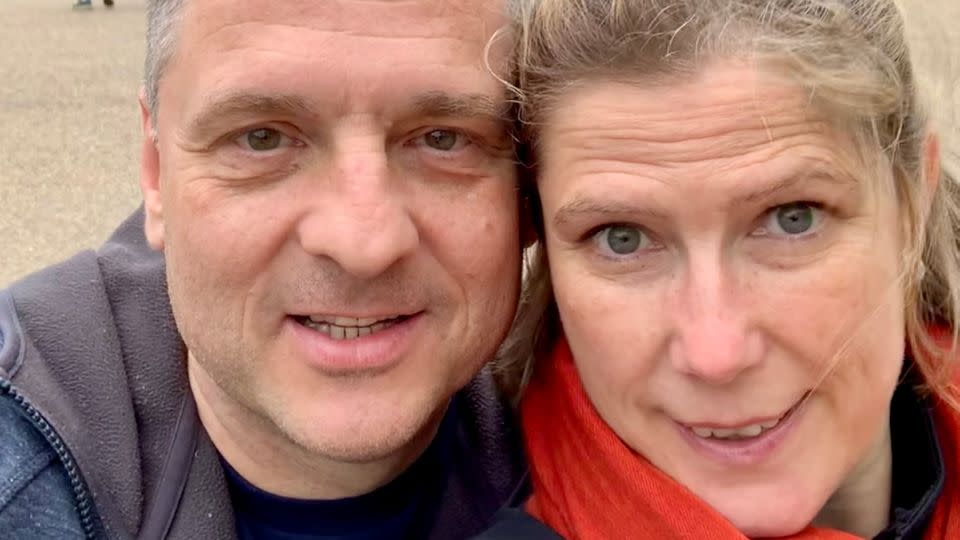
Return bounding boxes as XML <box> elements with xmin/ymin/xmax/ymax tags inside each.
<box><xmin>240</xmin><ymin>128</ymin><xmax>286</xmax><ymax>152</ymax></box>
<box><xmin>421</xmin><ymin>129</ymin><xmax>465</xmax><ymax>151</ymax></box>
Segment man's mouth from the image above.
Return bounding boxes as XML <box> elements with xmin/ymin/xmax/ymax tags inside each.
<box><xmin>293</xmin><ymin>314</ymin><xmax>412</xmax><ymax>341</ymax></box>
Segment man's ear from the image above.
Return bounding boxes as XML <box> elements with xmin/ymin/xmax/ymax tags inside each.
<box><xmin>139</xmin><ymin>87</ymin><xmax>165</xmax><ymax>251</ymax></box>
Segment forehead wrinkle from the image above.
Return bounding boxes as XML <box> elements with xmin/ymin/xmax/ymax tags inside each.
<box><xmin>543</xmin><ymin>76</ymin><xmax>827</xmax><ymax>170</ymax></box>
<box><xmin>186</xmin><ymin>0</ymin><xmax>503</xmax><ymax>45</ymax></box>
<box><xmin>169</xmin><ymin>44</ymin><xmax>509</xmax><ymax>139</ymax></box>
<box><xmin>546</xmin><ymin>122</ymin><xmax>827</xmax><ymax>177</ymax></box>
<box><xmin>545</xmin><ymin>112</ymin><xmax>826</xmax><ymax>175</ymax></box>
<box><xmin>166</xmin><ymin>12</ymin><xmax>506</xmax><ymax>116</ymax></box>
<box><xmin>547</xmin><ymin>82</ymin><xmax>813</xmax><ymax>139</ymax></box>
<box><xmin>543</xmin><ymin>139</ymin><xmax>859</xmax><ymax>219</ymax></box>
<box><xmin>209</xmin><ymin>22</ymin><xmax>482</xmax><ymax>48</ymax></box>
<box><xmin>191</xmin><ymin>21</ymin><xmax>483</xmax><ymax>73</ymax></box>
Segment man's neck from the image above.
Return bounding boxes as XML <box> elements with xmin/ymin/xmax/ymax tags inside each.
<box><xmin>187</xmin><ymin>356</ymin><xmax>445</xmax><ymax>500</ymax></box>
<box><xmin>813</xmin><ymin>421</ymin><xmax>893</xmax><ymax>538</ymax></box>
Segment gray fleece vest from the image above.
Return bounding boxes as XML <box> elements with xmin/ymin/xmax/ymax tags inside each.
<box><xmin>0</xmin><ymin>208</ymin><xmax>527</xmax><ymax>539</ymax></box>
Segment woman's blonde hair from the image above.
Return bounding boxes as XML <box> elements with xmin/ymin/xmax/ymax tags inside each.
<box><xmin>497</xmin><ymin>0</ymin><xmax>960</xmax><ymax>407</ymax></box>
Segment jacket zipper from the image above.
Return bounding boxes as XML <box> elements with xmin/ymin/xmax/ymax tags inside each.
<box><xmin>0</xmin><ymin>378</ymin><xmax>98</xmax><ymax>539</ymax></box>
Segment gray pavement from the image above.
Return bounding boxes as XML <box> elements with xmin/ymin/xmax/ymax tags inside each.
<box><xmin>1</xmin><ymin>0</ymin><xmax>957</xmax><ymax>287</ymax></box>
<box><xmin>2</xmin><ymin>0</ymin><xmax>145</xmax><ymax>286</ymax></box>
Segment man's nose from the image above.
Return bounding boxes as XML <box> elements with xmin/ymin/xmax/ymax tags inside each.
<box><xmin>668</xmin><ymin>258</ymin><xmax>763</xmax><ymax>385</ymax></box>
<box><xmin>296</xmin><ymin>147</ymin><xmax>419</xmax><ymax>280</ymax></box>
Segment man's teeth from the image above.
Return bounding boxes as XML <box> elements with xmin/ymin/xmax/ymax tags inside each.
<box><xmin>309</xmin><ymin>316</ymin><xmax>381</xmax><ymax>327</ymax></box>
<box><xmin>691</xmin><ymin>417</ymin><xmax>783</xmax><ymax>440</ymax></box>
<box><xmin>301</xmin><ymin>316</ymin><xmax>400</xmax><ymax>340</ymax></box>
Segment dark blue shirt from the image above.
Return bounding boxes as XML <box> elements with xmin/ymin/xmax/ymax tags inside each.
<box><xmin>223</xmin><ymin>401</ymin><xmax>458</xmax><ymax>540</ymax></box>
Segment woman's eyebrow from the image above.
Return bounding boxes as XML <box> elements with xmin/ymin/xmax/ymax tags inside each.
<box><xmin>552</xmin><ymin>166</ymin><xmax>857</xmax><ymax>229</ymax></box>
<box><xmin>553</xmin><ymin>199</ymin><xmax>668</xmax><ymax>228</ymax></box>
<box><xmin>730</xmin><ymin>169</ymin><xmax>857</xmax><ymax>207</ymax></box>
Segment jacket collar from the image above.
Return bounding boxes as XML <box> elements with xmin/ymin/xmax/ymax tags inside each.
<box><xmin>879</xmin><ymin>367</ymin><xmax>945</xmax><ymax>539</ymax></box>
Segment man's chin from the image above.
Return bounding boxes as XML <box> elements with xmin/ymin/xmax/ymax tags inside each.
<box><xmin>275</xmin><ymin>402</ymin><xmax>446</xmax><ymax>465</ymax></box>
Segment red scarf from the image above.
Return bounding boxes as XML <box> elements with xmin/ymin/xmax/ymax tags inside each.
<box><xmin>521</xmin><ymin>339</ymin><xmax>960</xmax><ymax>539</ymax></box>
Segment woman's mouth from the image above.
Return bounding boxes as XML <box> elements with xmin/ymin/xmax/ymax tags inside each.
<box><xmin>674</xmin><ymin>392</ymin><xmax>811</xmax><ymax>466</ymax></box>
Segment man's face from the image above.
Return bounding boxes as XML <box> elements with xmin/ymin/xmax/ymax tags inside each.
<box><xmin>141</xmin><ymin>0</ymin><xmax>520</xmax><ymax>467</ymax></box>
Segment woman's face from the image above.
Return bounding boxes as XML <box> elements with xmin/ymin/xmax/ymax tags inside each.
<box><xmin>537</xmin><ymin>63</ymin><xmax>906</xmax><ymax>537</ymax></box>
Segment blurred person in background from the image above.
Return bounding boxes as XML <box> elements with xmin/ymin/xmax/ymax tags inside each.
<box><xmin>73</xmin><ymin>0</ymin><xmax>114</xmax><ymax>9</ymax></box>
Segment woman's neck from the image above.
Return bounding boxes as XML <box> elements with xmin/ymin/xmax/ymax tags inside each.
<box><xmin>813</xmin><ymin>421</ymin><xmax>893</xmax><ymax>538</ymax></box>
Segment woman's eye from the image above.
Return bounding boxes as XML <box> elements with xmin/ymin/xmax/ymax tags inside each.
<box><xmin>421</xmin><ymin>129</ymin><xmax>466</xmax><ymax>152</ymax></box>
<box><xmin>755</xmin><ymin>202</ymin><xmax>823</xmax><ymax>237</ymax></box>
<box><xmin>595</xmin><ymin>225</ymin><xmax>652</xmax><ymax>255</ymax></box>
<box><xmin>238</xmin><ymin>128</ymin><xmax>287</xmax><ymax>152</ymax></box>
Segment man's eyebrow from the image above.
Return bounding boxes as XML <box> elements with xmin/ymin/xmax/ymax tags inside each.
<box><xmin>186</xmin><ymin>92</ymin><xmax>314</xmax><ymax>136</ymax></box>
<box><xmin>185</xmin><ymin>91</ymin><xmax>511</xmax><ymax>137</ymax></box>
<box><xmin>411</xmin><ymin>91</ymin><xmax>512</xmax><ymax>122</ymax></box>
<box><xmin>553</xmin><ymin>199</ymin><xmax>668</xmax><ymax>228</ymax></box>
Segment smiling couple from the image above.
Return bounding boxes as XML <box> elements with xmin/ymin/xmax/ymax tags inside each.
<box><xmin>2</xmin><ymin>1</ymin><xmax>959</xmax><ymax>539</ymax></box>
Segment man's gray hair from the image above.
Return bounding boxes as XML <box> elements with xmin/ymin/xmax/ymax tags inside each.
<box><xmin>145</xmin><ymin>0</ymin><xmax>185</xmax><ymax>124</ymax></box>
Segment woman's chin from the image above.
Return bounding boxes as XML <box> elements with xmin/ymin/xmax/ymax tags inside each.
<box><xmin>731</xmin><ymin>518</ymin><xmax>810</xmax><ymax>539</ymax></box>
<box><xmin>699</xmin><ymin>488</ymin><xmax>823</xmax><ymax>538</ymax></box>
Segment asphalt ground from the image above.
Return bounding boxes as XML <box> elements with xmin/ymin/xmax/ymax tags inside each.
<box><xmin>2</xmin><ymin>0</ymin><xmax>145</xmax><ymax>286</ymax></box>
<box><xmin>1</xmin><ymin>0</ymin><xmax>957</xmax><ymax>286</ymax></box>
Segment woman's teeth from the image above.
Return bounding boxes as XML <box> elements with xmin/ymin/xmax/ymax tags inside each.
<box><xmin>691</xmin><ymin>416</ymin><xmax>783</xmax><ymax>440</ymax></box>
<box><xmin>300</xmin><ymin>315</ymin><xmax>402</xmax><ymax>340</ymax></box>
